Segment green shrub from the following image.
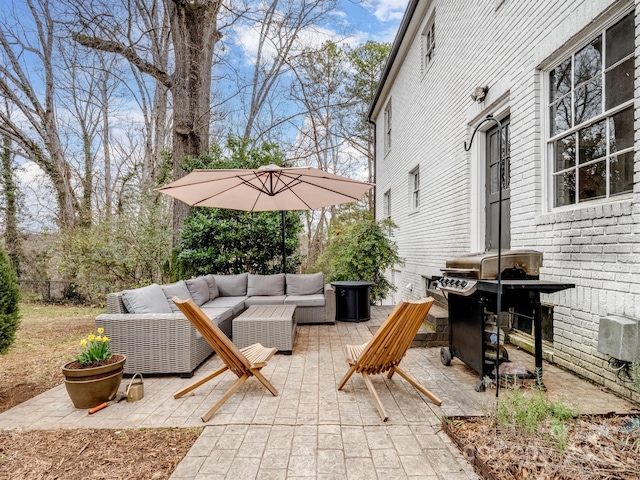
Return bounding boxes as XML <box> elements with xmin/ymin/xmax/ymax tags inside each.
<box><xmin>0</xmin><ymin>245</ymin><xmax>20</xmax><ymax>354</ymax></box>
<box><xmin>313</xmin><ymin>213</ymin><xmax>403</xmax><ymax>303</ymax></box>
<box><xmin>496</xmin><ymin>386</ymin><xmax>577</xmax><ymax>451</ymax></box>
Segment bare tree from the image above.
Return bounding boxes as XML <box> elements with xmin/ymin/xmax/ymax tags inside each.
<box><xmin>235</xmin><ymin>0</ymin><xmax>337</xmax><ymax>141</ymax></box>
<box><xmin>72</xmin><ymin>0</ymin><xmax>223</xmax><ymax>244</ymax></box>
<box><xmin>0</xmin><ymin>0</ymin><xmax>79</xmax><ymax>229</ymax></box>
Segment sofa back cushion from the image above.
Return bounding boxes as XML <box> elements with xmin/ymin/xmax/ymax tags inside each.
<box><xmin>122</xmin><ymin>283</ymin><xmax>172</xmax><ymax>314</ymax></box>
<box><xmin>213</xmin><ymin>273</ymin><xmax>248</xmax><ymax>296</ymax></box>
<box><xmin>161</xmin><ymin>280</ymin><xmax>192</xmax><ymax>312</ymax></box>
<box><xmin>248</xmin><ymin>273</ymin><xmax>285</xmax><ymax>296</ymax></box>
<box><xmin>286</xmin><ymin>273</ymin><xmax>324</xmax><ymax>295</ymax></box>
<box><xmin>185</xmin><ymin>277</ymin><xmax>210</xmax><ymax>306</ymax></box>
<box><xmin>203</xmin><ymin>274</ymin><xmax>219</xmax><ymax>300</ymax></box>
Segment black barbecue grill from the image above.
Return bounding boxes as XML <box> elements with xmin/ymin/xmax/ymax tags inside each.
<box><xmin>437</xmin><ymin>250</ymin><xmax>574</xmax><ymax>392</ymax></box>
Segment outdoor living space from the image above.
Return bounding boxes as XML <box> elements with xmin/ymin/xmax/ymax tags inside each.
<box><xmin>0</xmin><ymin>306</ymin><xmax>634</xmax><ymax>479</ymax></box>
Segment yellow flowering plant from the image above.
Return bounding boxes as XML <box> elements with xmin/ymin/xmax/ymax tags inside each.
<box><xmin>75</xmin><ymin>327</ymin><xmax>112</xmax><ymax>367</ymax></box>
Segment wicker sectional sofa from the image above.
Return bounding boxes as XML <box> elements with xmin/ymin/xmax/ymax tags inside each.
<box><xmin>96</xmin><ymin>272</ymin><xmax>335</xmax><ymax>376</ymax></box>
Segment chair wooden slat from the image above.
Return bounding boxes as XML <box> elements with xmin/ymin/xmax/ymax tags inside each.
<box><xmin>337</xmin><ymin>297</ymin><xmax>441</xmax><ymax>421</ymax></box>
<box><xmin>172</xmin><ymin>297</ymin><xmax>278</xmax><ymax>422</ymax></box>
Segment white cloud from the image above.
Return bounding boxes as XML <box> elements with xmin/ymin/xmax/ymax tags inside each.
<box><xmin>365</xmin><ymin>0</ymin><xmax>407</xmax><ymax>23</ymax></box>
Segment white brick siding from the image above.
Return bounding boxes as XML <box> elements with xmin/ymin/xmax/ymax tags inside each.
<box><xmin>373</xmin><ymin>0</ymin><xmax>640</xmax><ymax>402</ymax></box>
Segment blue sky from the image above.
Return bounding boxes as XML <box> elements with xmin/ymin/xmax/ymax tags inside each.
<box><xmin>340</xmin><ymin>0</ymin><xmax>406</xmax><ymax>43</ymax></box>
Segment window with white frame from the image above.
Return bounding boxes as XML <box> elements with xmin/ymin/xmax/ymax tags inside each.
<box><xmin>383</xmin><ymin>190</ymin><xmax>391</xmax><ymax>218</ymax></box>
<box><xmin>548</xmin><ymin>10</ymin><xmax>634</xmax><ymax>208</ymax></box>
<box><xmin>422</xmin><ymin>15</ymin><xmax>435</xmax><ymax>70</ymax></box>
<box><xmin>410</xmin><ymin>168</ymin><xmax>420</xmax><ymax>210</ymax></box>
<box><xmin>384</xmin><ymin>99</ymin><xmax>392</xmax><ymax>153</ymax></box>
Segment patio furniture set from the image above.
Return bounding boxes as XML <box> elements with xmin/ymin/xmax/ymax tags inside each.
<box><xmin>96</xmin><ymin>272</ymin><xmax>334</xmax><ymax>376</ymax></box>
<box><xmin>173</xmin><ymin>295</ymin><xmax>439</xmax><ymax>422</ymax></box>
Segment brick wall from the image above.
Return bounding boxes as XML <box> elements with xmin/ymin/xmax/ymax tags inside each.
<box><xmin>374</xmin><ymin>0</ymin><xmax>640</xmax><ymax>402</ymax></box>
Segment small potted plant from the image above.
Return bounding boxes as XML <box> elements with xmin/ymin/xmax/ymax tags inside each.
<box><xmin>61</xmin><ymin>328</ymin><xmax>126</xmax><ymax>409</ymax></box>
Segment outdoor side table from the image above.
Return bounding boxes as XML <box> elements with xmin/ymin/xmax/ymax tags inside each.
<box><xmin>331</xmin><ymin>281</ymin><xmax>375</xmax><ymax>322</ymax></box>
<box><xmin>232</xmin><ymin>305</ymin><xmax>296</xmax><ymax>354</ymax></box>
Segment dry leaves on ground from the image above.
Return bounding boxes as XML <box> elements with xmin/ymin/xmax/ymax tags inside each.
<box><xmin>0</xmin><ymin>428</ymin><xmax>202</xmax><ymax>480</ymax></box>
<box><xmin>446</xmin><ymin>415</ymin><xmax>640</xmax><ymax>480</ymax></box>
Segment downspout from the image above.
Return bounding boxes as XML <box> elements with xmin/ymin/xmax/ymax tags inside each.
<box><xmin>369</xmin><ymin>118</ymin><xmax>377</xmax><ymax>219</ymax></box>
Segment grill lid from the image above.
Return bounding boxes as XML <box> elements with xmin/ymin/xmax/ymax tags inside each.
<box><xmin>444</xmin><ymin>250</ymin><xmax>542</xmax><ymax>279</ymax></box>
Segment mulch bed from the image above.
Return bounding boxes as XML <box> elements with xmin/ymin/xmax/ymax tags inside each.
<box><xmin>0</xmin><ymin>427</ymin><xmax>202</xmax><ymax>480</ymax></box>
<box><xmin>443</xmin><ymin>414</ymin><xmax>640</xmax><ymax>480</ymax></box>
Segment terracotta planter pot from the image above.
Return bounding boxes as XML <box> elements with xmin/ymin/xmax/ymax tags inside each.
<box><xmin>62</xmin><ymin>354</ymin><xmax>126</xmax><ymax>409</ymax></box>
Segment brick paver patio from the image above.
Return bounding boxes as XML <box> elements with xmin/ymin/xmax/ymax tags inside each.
<box><xmin>0</xmin><ymin>306</ymin><xmax>635</xmax><ymax>479</ymax></box>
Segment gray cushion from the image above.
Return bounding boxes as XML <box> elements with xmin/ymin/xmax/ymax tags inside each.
<box><xmin>161</xmin><ymin>281</ymin><xmax>192</xmax><ymax>312</ymax></box>
<box><xmin>185</xmin><ymin>277</ymin><xmax>210</xmax><ymax>306</ymax></box>
<box><xmin>286</xmin><ymin>273</ymin><xmax>324</xmax><ymax>295</ymax></box>
<box><xmin>121</xmin><ymin>284</ymin><xmax>172</xmax><ymax>314</ymax></box>
<box><xmin>244</xmin><ymin>295</ymin><xmax>286</xmax><ymax>306</ymax></box>
<box><xmin>248</xmin><ymin>273</ymin><xmax>285</xmax><ymax>296</ymax></box>
<box><xmin>284</xmin><ymin>294</ymin><xmax>325</xmax><ymax>307</ymax></box>
<box><xmin>206</xmin><ymin>296</ymin><xmax>247</xmax><ymax>316</ymax></box>
<box><xmin>213</xmin><ymin>273</ymin><xmax>248</xmax><ymax>296</ymax></box>
<box><xmin>200</xmin><ymin>307</ymin><xmax>234</xmax><ymax>324</ymax></box>
<box><xmin>203</xmin><ymin>274</ymin><xmax>219</xmax><ymax>300</ymax></box>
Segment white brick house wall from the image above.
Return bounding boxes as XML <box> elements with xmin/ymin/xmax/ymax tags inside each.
<box><xmin>372</xmin><ymin>0</ymin><xmax>640</xmax><ymax>402</ymax></box>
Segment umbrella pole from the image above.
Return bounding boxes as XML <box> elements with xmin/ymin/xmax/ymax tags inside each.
<box><xmin>281</xmin><ymin>210</ymin><xmax>286</xmax><ymax>274</ymax></box>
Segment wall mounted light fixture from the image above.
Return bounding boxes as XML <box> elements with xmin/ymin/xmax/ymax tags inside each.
<box><xmin>470</xmin><ymin>85</ymin><xmax>489</xmax><ymax>103</ymax></box>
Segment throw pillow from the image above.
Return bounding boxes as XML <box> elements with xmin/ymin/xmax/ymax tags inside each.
<box><xmin>203</xmin><ymin>274</ymin><xmax>219</xmax><ymax>300</ymax></box>
<box><xmin>161</xmin><ymin>280</ymin><xmax>192</xmax><ymax>312</ymax></box>
<box><xmin>122</xmin><ymin>284</ymin><xmax>172</xmax><ymax>314</ymax></box>
<box><xmin>185</xmin><ymin>277</ymin><xmax>210</xmax><ymax>306</ymax></box>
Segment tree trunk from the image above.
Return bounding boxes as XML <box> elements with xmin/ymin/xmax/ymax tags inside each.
<box><xmin>165</xmin><ymin>0</ymin><xmax>222</xmax><ymax>245</ymax></box>
<box><xmin>0</xmin><ymin>134</ymin><xmax>20</xmax><ymax>274</ymax></box>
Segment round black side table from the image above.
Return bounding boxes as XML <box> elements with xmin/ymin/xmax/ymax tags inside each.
<box><xmin>331</xmin><ymin>281</ymin><xmax>375</xmax><ymax>322</ymax></box>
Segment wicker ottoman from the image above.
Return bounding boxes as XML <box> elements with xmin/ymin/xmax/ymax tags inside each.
<box><xmin>233</xmin><ymin>305</ymin><xmax>296</xmax><ymax>354</ymax></box>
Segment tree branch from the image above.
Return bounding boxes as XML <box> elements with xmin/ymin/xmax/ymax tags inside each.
<box><xmin>72</xmin><ymin>33</ymin><xmax>173</xmax><ymax>89</ymax></box>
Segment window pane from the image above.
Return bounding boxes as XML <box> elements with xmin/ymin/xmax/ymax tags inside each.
<box><xmin>574</xmin><ymin>77</ymin><xmax>602</xmax><ymax>125</ymax></box>
<box><xmin>609</xmin><ymin>107</ymin><xmax>634</xmax><ymax>152</ymax></box>
<box><xmin>605</xmin><ymin>58</ymin><xmax>633</xmax><ymax>109</ymax></box>
<box><xmin>606</xmin><ymin>11</ymin><xmax>634</xmax><ymax>68</ymax></box>
<box><xmin>578</xmin><ymin>120</ymin><xmax>606</xmax><ymax>164</ymax></box>
<box><xmin>550</xmin><ymin>96</ymin><xmax>572</xmax><ymax>135</ymax></box>
<box><xmin>610</xmin><ymin>151</ymin><xmax>634</xmax><ymax>195</ymax></box>
<box><xmin>555</xmin><ymin>134</ymin><xmax>576</xmax><ymax>171</ymax></box>
<box><xmin>554</xmin><ymin>171</ymin><xmax>575</xmax><ymax>207</ymax></box>
<box><xmin>549</xmin><ymin>58</ymin><xmax>572</xmax><ymax>102</ymax></box>
<box><xmin>578</xmin><ymin>160</ymin><xmax>606</xmax><ymax>201</ymax></box>
<box><xmin>490</xmin><ymin>163</ymin><xmax>499</xmax><ymax>194</ymax></box>
<box><xmin>574</xmin><ymin>36</ymin><xmax>602</xmax><ymax>85</ymax></box>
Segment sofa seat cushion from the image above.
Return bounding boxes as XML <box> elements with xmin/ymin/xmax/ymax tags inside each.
<box><xmin>284</xmin><ymin>294</ymin><xmax>325</xmax><ymax>308</ymax></box>
<box><xmin>185</xmin><ymin>277</ymin><xmax>210</xmax><ymax>306</ymax></box>
<box><xmin>213</xmin><ymin>273</ymin><xmax>248</xmax><ymax>296</ymax></box>
<box><xmin>244</xmin><ymin>295</ymin><xmax>286</xmax><ymax>306</ymax></box>
<box><xmin>200</xmin><ymin>307</ymin><xmax>234</xmax><ymax>324</ymax></box>
<box><xmin>248</xmin><ymin>273</ymin><xmax>285</xmax><ymax>296</ymax></box>
<box><xmin>204</xmin><ymin>296</ymin><xmax>247</xmax><ymax>316</ymax></box>
<box><xmin>122</xmin><ymin>284</ymin><xmax>172</xmax><ymax>314</ymax></box>
<box><xmin>286</xmin><ymin>273</ymin><xmax>324</xmax><ymax>295</ymax></box>
<box><xmin>161</xmin><ymin>281</ymin><xmax>192</xmax><ymax>312</ymax></box>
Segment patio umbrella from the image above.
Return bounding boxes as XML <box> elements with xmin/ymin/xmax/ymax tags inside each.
<box><xmin>157</xmin><ymin>164</ymin><xmax>374</xmax><ymax>272</ymax></box>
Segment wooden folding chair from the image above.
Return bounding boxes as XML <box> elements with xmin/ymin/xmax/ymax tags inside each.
<box><xmin>338</xmin><ymin>297</ymin><xmax>442</xmax><ymax>421</ymax></box>
<box><xmin>172</xmin><ymin>297</ymin><xmax>278</xmax><ymax>422</ymax></box>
